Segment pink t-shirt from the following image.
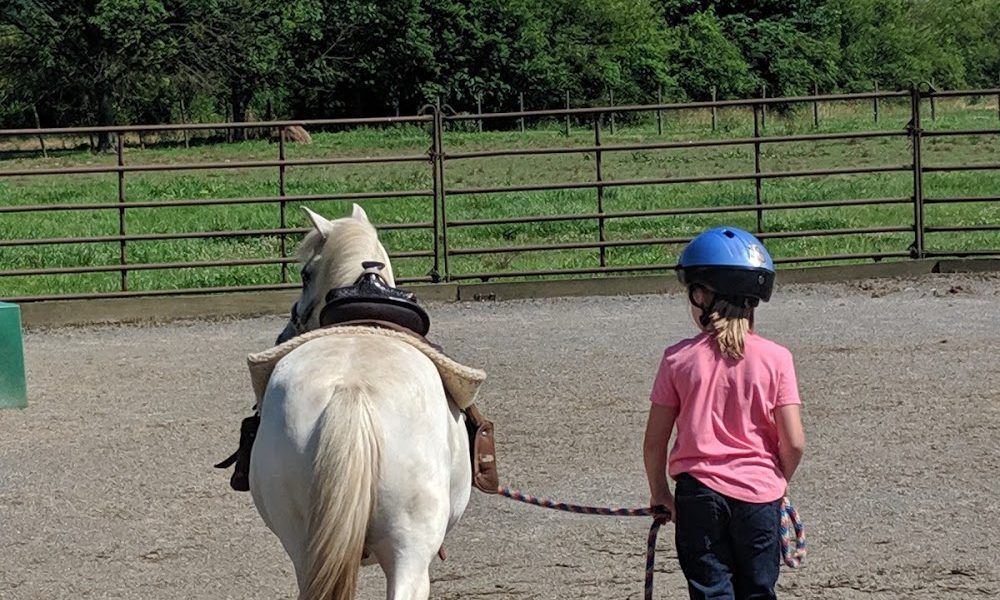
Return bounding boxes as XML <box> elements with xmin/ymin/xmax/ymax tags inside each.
<box><xmin>650</xmin><ymin>331</ymin><xmax>801</xmax><ymax>503</ymax></box>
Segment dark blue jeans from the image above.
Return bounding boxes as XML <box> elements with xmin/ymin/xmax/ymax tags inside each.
<box><xmin>674</xmin><ymin>473</ymin><xmax>781</xmax><ymax>600</ymax></box>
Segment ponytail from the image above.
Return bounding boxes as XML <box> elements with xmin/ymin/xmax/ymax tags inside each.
<box><xmin>705</xmin><ymin>298</ymin><xmax>754</xmax><ymax>359</ymax></box>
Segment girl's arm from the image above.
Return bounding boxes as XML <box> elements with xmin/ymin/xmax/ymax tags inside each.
<box><xmin>775</xmin><ymin>404</ymin><xmax>805</xmax><ymax>484</ymax></box>
<box><xmin>643</xmin><ymin>403</ymin><xmax>678</xmax><ymax>519</ymax></box>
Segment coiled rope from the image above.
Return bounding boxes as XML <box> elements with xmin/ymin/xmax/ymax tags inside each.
<box><xmin>497</xmin><ymin>486</ymin><xmax>805</xmax><ymax>599</ymax></box>
<box><xmin>779</xmin><ymin>496</ymin><xmax>807</xmax><ymax>568</ymax></box>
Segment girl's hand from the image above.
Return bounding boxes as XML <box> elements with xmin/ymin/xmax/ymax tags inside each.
<box><xmin>650</xmin><ymin>492</ymin><xmax>675</xmax><ymax>522</ymax></box>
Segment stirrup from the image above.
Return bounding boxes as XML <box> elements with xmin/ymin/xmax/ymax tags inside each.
<box><xmin>214</xmin><ymin>414</ymin><xmax>259</xmax><ymax>492</ymax></box>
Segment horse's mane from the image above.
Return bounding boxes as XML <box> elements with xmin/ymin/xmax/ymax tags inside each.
<box><xmin>297</xmin><ymin>217</ymin><xmax>391</xmax><ymax>289</ymax></box>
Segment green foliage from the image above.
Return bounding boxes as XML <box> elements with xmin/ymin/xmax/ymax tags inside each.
<box><xmin>669</xmin><ymin>9</ymin><xmax>758</xmax><ymax>99</ymax></box>
<box><xmin>910</xmin><ymin>0</ymin><xmax>1000</xmax><ymax>89</ymax></box>
<box><xmin>496</xmin><ymin>0</ymin><xmax>676</xmax><ymax>106</ymax></box>
<box><xmin>0</xmin><ymin>0</ymin><xmax>998</xmax><ymax>129</ymax></box>
<box><xmin>283</xmin><ymin>0</ymin><xmax>676</xmax><ymax>115</ymax></box>
<box><xmin>286</xmin><ymin>0</ymin><xmax>436</xmax><ymax>116</ymax></box>
<box><xmin>833</xmin><ymin>0</ymin><xmax>948</xmax><ymax>89</ymax></box>
<box><xmin>718</xmin><ymin>1</ymin><xmax>841</xmax><ymax>96</ymax></box>
<box><xmin>1</xmin><ymin>0</ymin><xmax>172</xmax><ymax>131</ymax></box>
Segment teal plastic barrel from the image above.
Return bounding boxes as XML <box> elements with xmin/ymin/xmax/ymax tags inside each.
<box><xmin>0</xmin><ymin>302</ymin><xmax>27</xmax><ymax>409</ymax></box>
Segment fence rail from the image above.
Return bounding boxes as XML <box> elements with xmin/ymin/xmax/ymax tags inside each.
<box><xmin>2</xmin><ymin>86</ymin><xmax>999</xmax><ymax>302</ymax></box>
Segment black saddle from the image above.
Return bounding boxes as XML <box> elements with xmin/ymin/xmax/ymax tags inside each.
<box><xmin>319</xmin><ymin>261</ymin><xmax>431</xmax><ymax>336</ymax></box>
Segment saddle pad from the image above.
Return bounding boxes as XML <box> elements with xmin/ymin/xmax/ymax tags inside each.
<box><xmin>248</xmin><ymin>326</ymin><xmax>486</xmax><ymax>410</ymax></box>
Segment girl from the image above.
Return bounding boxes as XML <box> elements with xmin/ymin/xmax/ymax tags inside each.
<box><xmin>643</xmin><ymin>227</ymin><xmax>806</xmax><ymax>600</ymax></box>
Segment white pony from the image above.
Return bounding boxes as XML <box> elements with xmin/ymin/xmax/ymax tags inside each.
<box><xmin>250</xmin><ymin>204</ymin><xmax>472</xmax><ymax>600</ymax></box>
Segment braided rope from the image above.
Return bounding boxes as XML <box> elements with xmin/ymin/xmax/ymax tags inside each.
<box><xmin>497</xmin><ymin>486</ymin><xmax>806</xmax><ymax>599</ymax></box>
<box><xmin>498</xmin><ymin>486</ymin><xmax>665</xmax><ymax>517</ymax></box>
<box><xmin>780</xmin><ymin>497</ymin><xmax>806</xmax><ymax>568</ymax></box>
<box><xmin>644</xmin><ymin>515</ymin><xmax>669</xmax><ymax>598</ymax></box>
<box><xmin>498</xmin><ymin>487</ymin><xmax>668</xmax><ymax>600</ymax></box>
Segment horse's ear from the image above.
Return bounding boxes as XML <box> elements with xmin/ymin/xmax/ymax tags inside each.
<box><xmin>351</xmin><ymin>203</ymin><xmax>370</xmax><ymax>223</ymax></box>
<box><xmin>302</xmin><ymin>206</ymin><xmax>334</xmax><ymax>239</ymax></box>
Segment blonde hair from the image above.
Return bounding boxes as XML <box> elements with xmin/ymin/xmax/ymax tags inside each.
<box><xmin>703</xmin><ymin>295</ymin><xmax>755</xmax><ymax>360</ymax></box>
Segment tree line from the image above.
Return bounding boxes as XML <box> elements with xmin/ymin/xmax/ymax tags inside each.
<box><xmin>1</xmin><ymin>0</ymin><xmax>998</xmax><ymax>137</ymax></box>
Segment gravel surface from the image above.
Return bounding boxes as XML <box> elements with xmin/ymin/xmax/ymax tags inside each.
<box><xmin>2</xmin><ymin>273</ymin><xmax>999</xmax><ymax>599</ymax></box>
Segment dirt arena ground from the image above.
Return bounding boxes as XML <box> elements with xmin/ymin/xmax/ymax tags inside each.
<box><xmin>2</xmin><ymin>272</ymin><xmax>999</xmax><ymax>599</ymax></box>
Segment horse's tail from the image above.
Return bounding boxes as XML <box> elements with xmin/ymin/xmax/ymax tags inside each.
<box><xmin>301</xmin><ymin>383</ymin><xmax>381</xmax><ymax>600</ymax></box>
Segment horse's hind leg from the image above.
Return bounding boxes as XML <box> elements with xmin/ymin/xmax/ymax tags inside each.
<box><xmin>369</xmin><ymin>489</ymin><xmax>448</xmax><ymax>600</ymax></box>
<box><xmin>376</xmin><ymin>547</ymin><xmax>434</xmax><ymax>600</ymax></box>
<box><xmin>253</xmin><ymin>479</ymin><xmax>309</xmax><ymax>589</ymax></box>
<box><xmin>249</xmin><ymin>406</ymin><xmax>312</xmax><ymax>590</ymax></box>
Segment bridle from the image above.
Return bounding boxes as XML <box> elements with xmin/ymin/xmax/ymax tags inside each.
<box><xmin>276</xmin><ymin>298</ymin><xmax>316</xmax><ymax>345</ymax></box>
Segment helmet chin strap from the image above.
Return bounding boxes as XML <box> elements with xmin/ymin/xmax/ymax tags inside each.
<box><xmin>688</xmin><ymin>286</ymin><xmax>718</xmax><ymax>329</ymax></box>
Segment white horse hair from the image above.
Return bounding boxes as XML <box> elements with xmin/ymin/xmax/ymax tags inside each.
<box><xmin>250</xmin><ymin>204</ymin><xmax>472</xmax><ymax>600</ymax></box>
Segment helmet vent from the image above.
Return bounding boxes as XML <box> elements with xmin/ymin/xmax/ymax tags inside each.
<box><xmin>722</xmin><ymin>229</ymin><xmax>735</xmax><ymax>238</ymax></box>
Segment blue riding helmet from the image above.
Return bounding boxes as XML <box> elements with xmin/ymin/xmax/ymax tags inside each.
<box><xmin>676</xmin><ymin>227</ymin><xmax>775</xmax><ymax>305</ymax></box>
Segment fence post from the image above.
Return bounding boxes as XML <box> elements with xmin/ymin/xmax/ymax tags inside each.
<box><xmin>594</xmin><ymin>116</ymin><xmax>606</xmax><ymax>267</ymax></box>
<box><xmin>711</xmin><ymin>86</ymin><xmax>717</xmax><ymax>132</ymax></box>
<box><xmin>565</xmin><ymin>90</ymin><xmax>571</xmax><ymax>137</ymax></box>
<box><xmin>812</xmin><ymin>82</ymin><xmax>819</xmax><ymax>128</ymax></box>
<box><xmin>179</xmin><ymin>98</ymin><xmax>190</xmax><ymax>148</ymax></box>
<box><xmin>760</xmin><ymin>84</ymin><xmax>766</xmax><ymax>129</ymax></box>
<box><xmin>519</xmin><ymin>92</ymin><xmax>525</xmax><ymax>132</ymax></box>
<box><xmin>431</xmin><ymin>99</ymin><xmax>447</xmax><ymax>281</ymax></box>
<box><xmin>656</xmin><ymin>87</ymin><xmax>663</xmax><ymax>135</ymax></box>
<box><xmin>116</xmin><ymin>132</ymin><xmax>128</xmax><ymax>291</ymax></box>
<box><xmin>753</xmin><ymin>105</ymin><xmax>763</xmax><ymax>233</ymax></box>
<box><xmin>30</xmin><ymin>105</ymin><xmax>47</xmax><ymax>159</ymax></box>
<box><xmin>278</xmin><ymin>127</ymin><xmax>288</xmax><ymax>283</ymax></box>
<box><xmin>608</xmin><ymin>89</ymin><xmax>615</xmax><ymax>135</ymax></box>
<box><xmin>873</xmin><ymin>82</ymin><xmax>880</xmax><ymax>123</ymax></box>
<box><xmin>908</xmin><ymin>85</ymin><xmax>925</xmax><ymax>258</ymax></box>
<box><xmin>477</xmin><ymin>93</ymin><xmax>483</xmax><ymax>133</ymax></box>
<box><xmin>929</xmin><ymin>79</ymin><xmax>936</xmax><ymax>121</ymax></box>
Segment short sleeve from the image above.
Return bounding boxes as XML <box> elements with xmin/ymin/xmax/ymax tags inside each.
<box><xmin>775</xmin><ymin>351</ymin><xmax>802</xmax><ymax>407</ymax></box>
<box><xmin>649</xmin><ymin>352</ymin><xmax>680</xmax><ymax>407</ymax></box>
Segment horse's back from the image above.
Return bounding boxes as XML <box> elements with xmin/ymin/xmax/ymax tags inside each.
<box><xmin>260</xmin><ymin>334</ymin><xmax>444</xmax><ymax>430</ymax></box>
<box><xmin>254</xmin><ymin>334</ymin><xmax>451</xmax><ymax>486</ymax></box>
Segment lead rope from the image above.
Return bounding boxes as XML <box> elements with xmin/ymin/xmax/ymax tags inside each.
<box><xmin>780</xmin><ymin>496</ymin><xmax>807</xmax><ymax>568</ymax></box>
<box><xmin>497</xmin><ymin>487</ymin><xmax>669</xmax><ymax>600</ymax></box>
<box><xmin>497</xmin><ymin>486</ymin><xmax>805</xmax><ymax>599</ymax></box>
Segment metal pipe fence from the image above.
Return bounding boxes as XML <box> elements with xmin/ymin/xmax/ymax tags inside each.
<box><xmin>1</xmin><ymin>87</ymin><xmax>999</xmax><ymax>302</ymax></box>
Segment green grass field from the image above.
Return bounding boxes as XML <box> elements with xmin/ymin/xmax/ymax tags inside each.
<box><xmin>2</xmin><ymin>96</ymin><xmax>999</xmax><ymax>299</ymax></box>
